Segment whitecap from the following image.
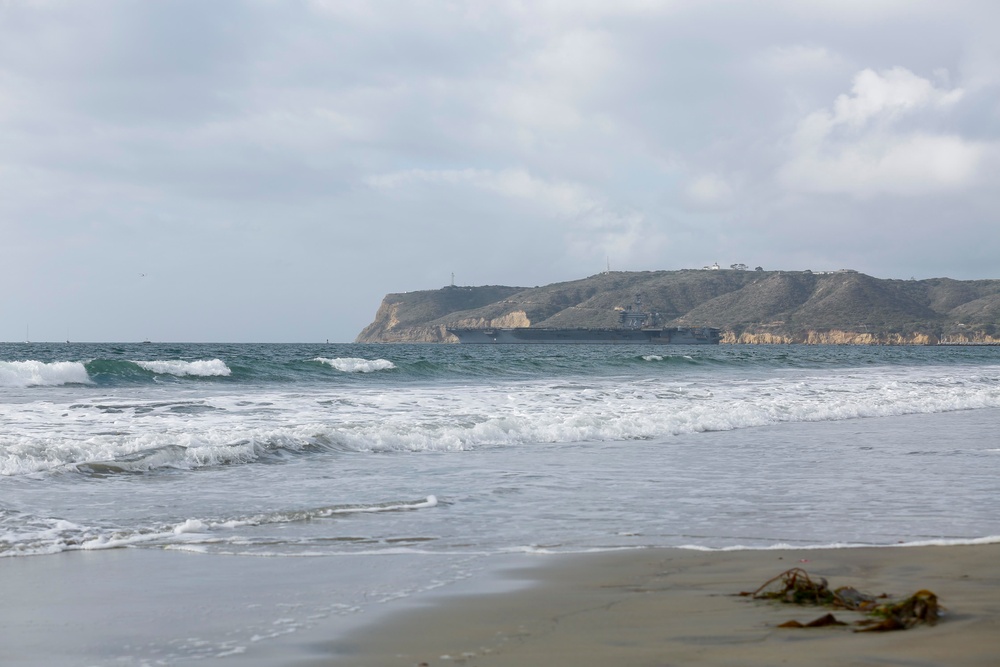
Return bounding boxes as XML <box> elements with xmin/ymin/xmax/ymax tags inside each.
<box><xmin>314</xmin><ymin>357</ymin><xmax>395</xmax><ymax>373</ymax></box>
<box><xmin>173</xmin><ymin>519</ymin><xmax>209</xmax><ymax>534</ymax></box>
<box><xmin>0</xmin><ymin>360</ymin><xmax>91</xmax><ymax>387</ymax></box>
<box><xmin>133</xmin><ymin>359</ymin><xmax>232</xmax><ymax>377</ymax></box>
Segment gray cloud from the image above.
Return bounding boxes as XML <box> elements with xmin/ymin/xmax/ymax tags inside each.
<box><xmin>2</xmin><ymin>0</ymin><xmax>998</xmax><ymax>341</ymax></box>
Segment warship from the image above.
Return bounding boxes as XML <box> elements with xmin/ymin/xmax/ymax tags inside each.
<box><xmin>447</xmin><ymin>298</ymin><xmax>721</xmax><ymax>345</ymax></box>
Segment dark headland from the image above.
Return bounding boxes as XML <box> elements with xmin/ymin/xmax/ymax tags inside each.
<box><xmin>356</xmin><ymin>269</ymin><xmax>1000</xmax><ymax>344</ymax></box>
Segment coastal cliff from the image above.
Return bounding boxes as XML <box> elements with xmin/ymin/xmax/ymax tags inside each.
<box><xmin>356</xmin><ymin>270</ymin><xmax>1000</xmax><ymax>344</ymax></box>
<box><xmin>355</xmin><ymin>285</ymin><xmax>525</xmax><ymax>343</ymax></box>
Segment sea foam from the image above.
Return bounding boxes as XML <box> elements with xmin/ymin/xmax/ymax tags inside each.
<box><xmin>4</xmin><ymin>363</ymin><xmax>1000</xmax><ymax>477</ymax></box>
<box><xmin>314</xmin><ymin>357</ymin><xmax>396</xmax><ymax>373</ymax></box>
<box><xmin>0</xmin><ymin>360</ymin><xmax>91</xmax><ymax>387</ymax></box>
<box><xmin>133</xmin><ymin>359</ymin><xmax>232</xmax><ymax>377</ymax></box>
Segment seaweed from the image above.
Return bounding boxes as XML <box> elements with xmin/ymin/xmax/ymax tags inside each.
<box><xmin>740</xmin><ymin>568</ymin><xmax>940</xmax><ymax>632</ymax></box>
<box><xmin>779</xmin><ymin>613</ymin><xmax>847</xmax><ymax>628</ymax></box>
<box><xmin>855</xmin><ymin>590</ymin><xmax>939</xmax><ymax>632</ymax></box>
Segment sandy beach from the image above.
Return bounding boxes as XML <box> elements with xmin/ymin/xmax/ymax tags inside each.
<box><xmin>306</xmin><ymin>544</ymin><xmax>1000</xmax><ymax>667</ymax></box>
<box><xmin>1</xmin><ymin>543</ymin><xmax>997</xmax><ymax>665</ymax></box>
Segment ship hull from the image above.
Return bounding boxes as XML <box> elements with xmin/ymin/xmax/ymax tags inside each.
<box><xmin>447</xmin><ymin>327</ymin><xmax>721</xmax><ymax>345</ymax></box>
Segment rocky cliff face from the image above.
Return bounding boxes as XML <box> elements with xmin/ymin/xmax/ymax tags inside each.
<box><xmin>723</xmin><ymin>330</ymin><xmax>946</xmax><ymax>345</ymax></box>
<box><xmin>354</xmin><ymin>302</ymin><xmax>453</xmax><ymax>343</ymax></box>
<box><xmin>452</xmin><ymin>310</ymin><xmax>532</xmax><ymax>329</ymax></box>
<box><xmin>356</xmin><ymin>271</ymin><xmax>1000</xmax><ymax>344</ymax></box>
<box><xmin>354</xmin><ymin>286</ymin><xmax>528</xmax><ymax>343</ymax></box>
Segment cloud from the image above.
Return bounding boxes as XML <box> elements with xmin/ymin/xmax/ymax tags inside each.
<box><xmin>831</xmin><ymin>67</ymin><xmax>964</xmax><ymax>126</ymax></box>
<box><xmin>364</xmin><ymin>167</ymin><xmax>667</xmax><ymax>264</ymax></box>
<box><xmin>365</xmin><ymin>168</ymin><xmax>595</xmax><ymax>216</ymax></box>
<box><xmin>503</xmin><ymin>0</ymin><xmax>673</xmax><ymax>23</ymax></box>
<box><xmin>3</xmin><ymin>1</ymin><xmax>1000</xmax><ymax>340</ymax></box>
<box><xmin>782</xmin><ymin>133</ymin><xmax>983</xmax><ymax>196</ymax></box>
<box><xmin>754</xmin><ymin>44</ymin><xmax>847</xmax><ymax>76</ymax></box>
<box><xmin>779</xmin><ymin>67</ymin><xmax>986</xmax><ymax>196</ymax></box>
<box><xmin>684</xmin><ymin>173</ymin><xmax>735</xmax><ymax>206</ymax></box>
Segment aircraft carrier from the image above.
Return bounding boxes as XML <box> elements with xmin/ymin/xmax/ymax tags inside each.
<box><xmin>447</xmin><ymin>298</ymin><xmax>721</xmax><ymax>345</ymax></box>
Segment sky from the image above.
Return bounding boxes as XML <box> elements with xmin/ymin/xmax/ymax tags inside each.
<box><xmin>2</xmin><ymin>0</ymin><xmax>998</xmax><ymax>343</ymax></box>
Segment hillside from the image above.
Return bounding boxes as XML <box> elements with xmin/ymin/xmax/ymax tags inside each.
<box><xmin>356</xmin><ymin>270</ymin><xmax>1000</xmax><ymax>344</ymax></box>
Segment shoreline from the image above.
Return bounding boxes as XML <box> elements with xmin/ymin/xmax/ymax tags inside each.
<box><xmin>1</xmin><ymin>542</ymin><xmax>997</xmax><ymax>665</ymax></box>
<box><xmin>298</xmin><ymin>543</ymin><xmax>1000</xmax><ymax>667</ymax></box>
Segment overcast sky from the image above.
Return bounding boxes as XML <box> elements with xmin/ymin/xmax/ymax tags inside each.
<box><xmin>2</xmin><ymin>1</ymin><xmax>998</xmax><ymax>342</ymax></box>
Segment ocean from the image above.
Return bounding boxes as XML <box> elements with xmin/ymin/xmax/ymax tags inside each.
<box><xmin>2</xmin><ymin>342</ymin><xmax>999</xmax><ymax>664</ymax></box>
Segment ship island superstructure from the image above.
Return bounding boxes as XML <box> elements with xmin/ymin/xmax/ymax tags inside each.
<box><xmin>447</xmin><ymin>297</ymin><xmax>721</xmax><ymax>345</ymax></box>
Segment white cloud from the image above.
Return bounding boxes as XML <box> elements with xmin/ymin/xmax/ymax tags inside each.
<box><xmin>754</xmin><ymin>44</ymin><xmax>847</xmax><ymax>76</ymax></box>
<box><xmin>364</xmin><ymin>166</ymin><xmax>666</xmax><ymax>264</ymax></box>
<box><xmin>565</xmin><ymin>207</ymin><xmax>664</xmax><ymax>266</ymax></box>
<box><xmin>504</xmin><ymin>0</ymin><xmax>672</xmax><ymax>23</ymax></box>
<box><xmin>779</xmin><ymin>67</ymin><xmax>985</xmax><ymax>196</ymax></box>
<box><xmin>365</xmin><ymin>168</ymin><xmax>595</xmax><ymax>217</ymax></box>
<box><xmin>781</xmin><ymin>133</ymin><xmax>983</xmax><ymax>196</ymax></box>
<box><xmin>685</xmin><ymin>173</ymin><xmax>734</xmax><ymax>206</ymax></box>
<box><xmin>831</xmin><ymin>67</ymin><xmax>963</xmax><ymax>127</ymax></box>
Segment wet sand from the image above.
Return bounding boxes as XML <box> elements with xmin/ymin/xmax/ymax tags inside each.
<box><xmin>304</xmin><ymin>544</ymin><xmax>1000</xmax><ymax>667</ymax></box>
<box><xmin>2</xmin><ymin>544</ymin><xmax>997</xmax><ymax>666</ymax></box>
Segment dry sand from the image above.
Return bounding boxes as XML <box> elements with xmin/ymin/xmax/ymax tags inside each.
<box><xmin>304</xmin><ymin>544</ymin><xmax>1000</xmax><ymax>667</ymax></box>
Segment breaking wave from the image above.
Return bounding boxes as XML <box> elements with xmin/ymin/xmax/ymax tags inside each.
<box><xmin>0</xmin><ymin>360</ymin><xmax>91</xmax><ymax>387</ymax></box>
<box><xmin>133</xmin><ymin>359</ymin><xmax>232</xmax><ymax>377</ymax></box>
<box><xmin>0</xmin><ymin>496</ymin><xmax>439</xmax><ymax>557</ymax></box>
<box><xmin>0</xmin><ymin>358</ymin><xmax>232</xmax><ymax>387</ymax></box>
<box><xmin>314</xmin><ymin>357</ymin><xmax>396</xmax><ymax>373</ymax></box>
<box><xmin>5</xmin><ymin>360</ymin><xmax>1000</xmax><ymax>478</ymax></box>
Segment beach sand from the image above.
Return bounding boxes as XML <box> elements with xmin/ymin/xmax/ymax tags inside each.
<box><xmin>305</xmin><ymin>544</ymin><xmax>1000</xmax><ymax>667</ymax></box>
<box><xmin>2</xmin><ymin>544</ymin><xmax>997</xmax><ymax>666</ymax></box>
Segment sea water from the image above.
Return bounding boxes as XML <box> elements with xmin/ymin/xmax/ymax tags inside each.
<box><xmin>2</xmin><ymin>342</ymin><xmax>999</xmax><ymax>663</ymax></box>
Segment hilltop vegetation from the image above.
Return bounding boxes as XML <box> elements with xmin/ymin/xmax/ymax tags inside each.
<box><xmin>356</xmin><ymin>270</ymin><xmax>1000</xmax><ymax>344</ymax></box>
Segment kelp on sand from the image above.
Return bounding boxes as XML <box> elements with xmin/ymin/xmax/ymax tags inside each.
<box><xmin>741</xmin><ymin>568</ymin><xmax>940</xmax><ymax>632</ymax></box>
